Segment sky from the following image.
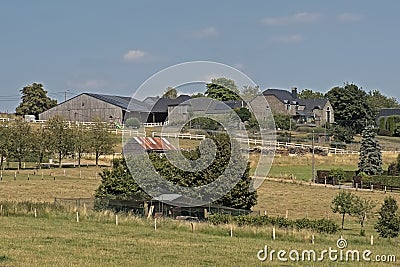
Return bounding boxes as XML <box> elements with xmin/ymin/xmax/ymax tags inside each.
<box><xmin>1</xmin><ymin>0</ymin><xmax>400</xmax><ymax>112</ymax></box>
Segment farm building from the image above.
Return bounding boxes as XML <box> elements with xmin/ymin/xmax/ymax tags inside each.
<box><xmin>39</xmin><ymin>93</ymin><xmax>191</xmax><ymax>125</ymax></box>
<box><xmin>39</xmin><ymin>93</ymin><xmax>149</xmax><ymax>124</ymax></box>
<box><xmin>262</xmin><ymin>87</ymin><xmax>334</xmax><ymax>127</ymax></box>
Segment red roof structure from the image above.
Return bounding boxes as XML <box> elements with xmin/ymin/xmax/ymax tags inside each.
<box><xmin>133</xmin><ymin>137</ymin><xmax>176</xmax><ymax>152</ymax></box>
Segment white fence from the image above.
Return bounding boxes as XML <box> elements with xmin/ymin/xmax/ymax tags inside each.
<box><xmin>1</xmin><ymin>117</ymin><xmax>398</xmax><ymax>154</ymax></box>
<box><xmin>152</xmin><ymin>132</ymin><xmax>360</xmax><ymax>155</ymax></box>
<box><xmin>152</xmin><ymin>132</ymin><xmax>206</xmax><ymax>140</ymax></box>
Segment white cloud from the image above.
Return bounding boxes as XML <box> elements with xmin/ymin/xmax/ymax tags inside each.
<box><xmin>192</xmin><ymin>26</ymin><xmax>218</xmax><ymax>38</ymax></box>
<box><xmin>270</xmin><ymin>34</ymin><xmax>304</xmax><ymax>44</ymax></box>
<box><xmin>123</xmin><ymin>50</ymin><xmax>146</xmax><ymax>62</ymax></box>
<box><xmin>337</xmin><ymin>13</ymin><xmax>362</xmax><ymax>22</ymax></box>
<box><xmin>261</xmin><ymin>12</ymin><xmax>322</xmax><ymax>26</ymax></box>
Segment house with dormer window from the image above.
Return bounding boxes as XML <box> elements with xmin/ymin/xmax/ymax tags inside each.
<box><xmin>262</xmin><ymin>87</ymin><xmax>334</xmax><ymax>127</ymax></box>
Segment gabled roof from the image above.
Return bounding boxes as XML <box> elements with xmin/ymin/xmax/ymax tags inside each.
<box><xmin>263</xmin><ymin>89</ymin><xmax>295</xmax><ymax>103</ymax></box>
<box><xmin>143</xmin><ymin>96</ymin><xmax>160</xmax><ymax>105</ymax></box>
<box><xmin>85</xmin><ymin>93</ymin><xmax>150</xmax><ymax>112</ymax></box>
<box><xmin>297</xmin><ymin>99</ymin><xmax>329</xmax><ymax>111</ymax></box>
<box><xmin>184</xmin><ymin>98</ymin><xmax>244</xmax><ymax>115</ymax></box>
<box><xmin>378</xmin><ymin>108</ymin><xmax>400</xmax><ymax>117</ymax></box>
<box><xmin>85</xmin><ymin>93</ymin><xmax>132</xmax><ymax>110</ymax></box>
<box><xmin>262</xmin><ymin>89</ymin><xmax>330</xmax><ymax>111</ymax></box>
<box><xmin>151</xmin><ymin>95</ymin><xmax>191</xmax><ymax>112</ymax></box>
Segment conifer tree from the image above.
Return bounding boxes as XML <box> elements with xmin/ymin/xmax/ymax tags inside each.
<box><xmin>358</xmin><ymin>125</ymin><xmax>382</xmax><ymax>175</ymax></box>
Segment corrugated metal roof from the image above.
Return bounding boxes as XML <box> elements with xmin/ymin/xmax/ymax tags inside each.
<box><xmin>85</xmin><ymin>93</ymin><xmax>150</xmax><ymax>112</ymax></box>
<box><xmin>133</xmin><ymin>137</ymin><xmax>176</xmax><ymax>151</ymax></box>
<box><xmin>151</xmin><ymin>95</ymin><xmax>191</xmax><ymax>112</ymax></box>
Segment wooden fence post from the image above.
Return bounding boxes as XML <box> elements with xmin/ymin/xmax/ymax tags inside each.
<box><xmin>272</xmin><ymin>226</ymin><xmax>276</xmax><ymax>240</ymax></box>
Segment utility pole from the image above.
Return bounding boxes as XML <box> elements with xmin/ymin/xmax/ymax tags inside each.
<box><xmin>312</xmin><ymin>130</ymin><xmax>315</xmax><ymax>183</ymax></box>
<box><xmin>64</xmin><ymin>90</ymin><xmax>70</xmax><ymax>102</ymax></box>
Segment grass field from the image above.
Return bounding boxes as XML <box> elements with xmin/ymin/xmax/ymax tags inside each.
<box><xmin>251</xmin><ymin>152</ymin><xmax>398</xmax><ymax>181</ymax></box>
<box><xmin>0</xmin><ymin>167</ymin><xmax>101</xmax><ymax>202</ymax></box>
<box><xmin>0</xmin><ymin>207</ymin><xmax>399</xmax><ymax>266</ymax></box>
<box><xmin>1</xmin><ymin>152</ymin><xmax>400</xmax><ymax>266</ymax></box>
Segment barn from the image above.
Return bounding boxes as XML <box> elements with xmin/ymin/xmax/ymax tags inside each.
<box><xmin>39</xmin><ymin>93</ymin><xmax>150</xmax><ymax>124</ymax></box>
<box><xmin>39</xmin><ymin>93</ymin><xmax>193</xmax><ymax>125</ymax></box>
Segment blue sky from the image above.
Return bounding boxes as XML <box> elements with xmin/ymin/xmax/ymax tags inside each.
<box><xmin>1</xmin><ymin>1</ymin><xmax>400</xmax><ymax>112</ymax></box>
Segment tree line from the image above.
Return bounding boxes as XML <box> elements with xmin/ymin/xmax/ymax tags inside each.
<box><xmin>332</xmin><ymin>191</ymin><xmax>400</xmax><ymax>238</ymax></box>
<box><xmin>0</xmin><ymin>116</ymin><xmax>117</xmax><ymax>169</ymax></box>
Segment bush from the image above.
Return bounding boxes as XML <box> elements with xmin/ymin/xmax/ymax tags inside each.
<box><xmin>207</xmin><ymin>214</ymin><xmax>338</xmax><ymax>234</ymax></box>
<box><xmin>375</xmin><ymin>197</ymin><xmax>400</xmax><ymax>238</ymax></box>
<box><xmin>329</xmin><ymin>168</ymin><xmax>345</xmax><ymax>183</ymax></box>
<box><xmin>125</xmin><ymin>117</ymin><xmax>141</xmax><ymax>129</ymax></box>
<box><xmin>296</xmin><ymin>126</ymin><xmax>325</xmax><ymax>134</ymax></box>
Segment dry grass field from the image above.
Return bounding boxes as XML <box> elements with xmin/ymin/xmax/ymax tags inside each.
<box><xmin>1</xmin><ymin>150</ymin><xmax>400</xmax><ymax>266</ymax></box>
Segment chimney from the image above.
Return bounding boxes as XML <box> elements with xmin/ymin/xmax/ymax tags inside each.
<box><xmin>291</xmin><ymin>87</ymin><xmax>298</xmax><ymax>99</ymax></box>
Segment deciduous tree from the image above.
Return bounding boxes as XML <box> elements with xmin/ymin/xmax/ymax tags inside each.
<box><xmin>9</xmin><ymin>119</ymin><xmax>32</xmax><ymax>169</ymax></box>
<box><xmin>241</xmin><ymin>85</ymin><xmax>260</xmax><ymax>101</ymax></box>
<box><xmin>89</xmin><ymin>120</ymin><xmax>116</xmax><ymax>166</ymax></box>
<box><xmin>0</xmin><ymin>122</ymin><xmax>12</xmax><ymax>169</ymax></box>
<box><xmin>375</xmin><ymin>197</ymin><xmax>400</xmax><ymax>238</ymax></box>
<box><xmin>351</xmin><ymin>196</ymin><xmax>376</xmax><ymax>236</ymax></box>
<box><xmin>162</xmin><ymin>87</ymin><xmax>178</xmax><ymax>99</ymax></box>
<box><xmin>15</xmin><ymin>83</ymin><xmax>57</xmax><ymax>119</ymax></box>
<box><xmin>46</xmin><ymin>116</ymin><xmax>74</xmax><ymax>167</ymax></box>
<box><xmin>95</xmin><ymin>133</ymin><xmax>257</xmax><ymax>210</ymax></box>
<box><xmin>325</xmin><ymin>83</ymin><xmax>375</xmax><ymax>134</ymax></box>
<box><xmin>332</xmin><ymin>191</ymin><xmax>355</xmax><ymax>229</ymax></box>
<box><xmin>205</xmin><ymin>78</ymin><xmax>240</xmax><ymax>101</ymax></box>
<box><xmin>298</xmin><ymin>89</ymin><xmax>324</xmax><ymax>99</ymax></box>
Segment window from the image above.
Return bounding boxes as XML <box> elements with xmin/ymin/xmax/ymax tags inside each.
<box><xmin>326</xmin><ymin>107</ymin><xmax>331</xmax><ymax>123</ymax></box>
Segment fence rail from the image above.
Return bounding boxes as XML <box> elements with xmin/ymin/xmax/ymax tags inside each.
<box><xmin>152</xmin><ymin>132</ymin><xmax>206</xmax><ymax>140</ymax></box>
<box><xmin>152</xmin><ymin>132</ymin><xmax>359</xmax><ymax>155</ymax></box>
<box><xmin>2</xmin><ymin>117</ymin><xmax>399</xmax><ymax>154</ymax></box>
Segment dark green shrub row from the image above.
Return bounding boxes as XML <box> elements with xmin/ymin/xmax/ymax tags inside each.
<box><xmin>297</xmin><ymin>126</ymin><xmax>326</xmax><ymax>134</ymax></box>
<box><xmin>362</xmin><ymin>175</ymin><xmax>400</xmax><ymax>187</ymax></box>
<box><xmin>208</xmin><ymin>214</ymin><xmax>339</xmax><ymax>234</ymax></box>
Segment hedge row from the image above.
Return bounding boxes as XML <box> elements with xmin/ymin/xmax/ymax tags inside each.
<box><xmin>363</xmin><ymin>175</ymin><xmax>400</xmax><ymax>187</ymax></box>
<box><xmin>208</xmin><ymin>214</ymin><xmax>339</xmax><ymax>234</ymax></box>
